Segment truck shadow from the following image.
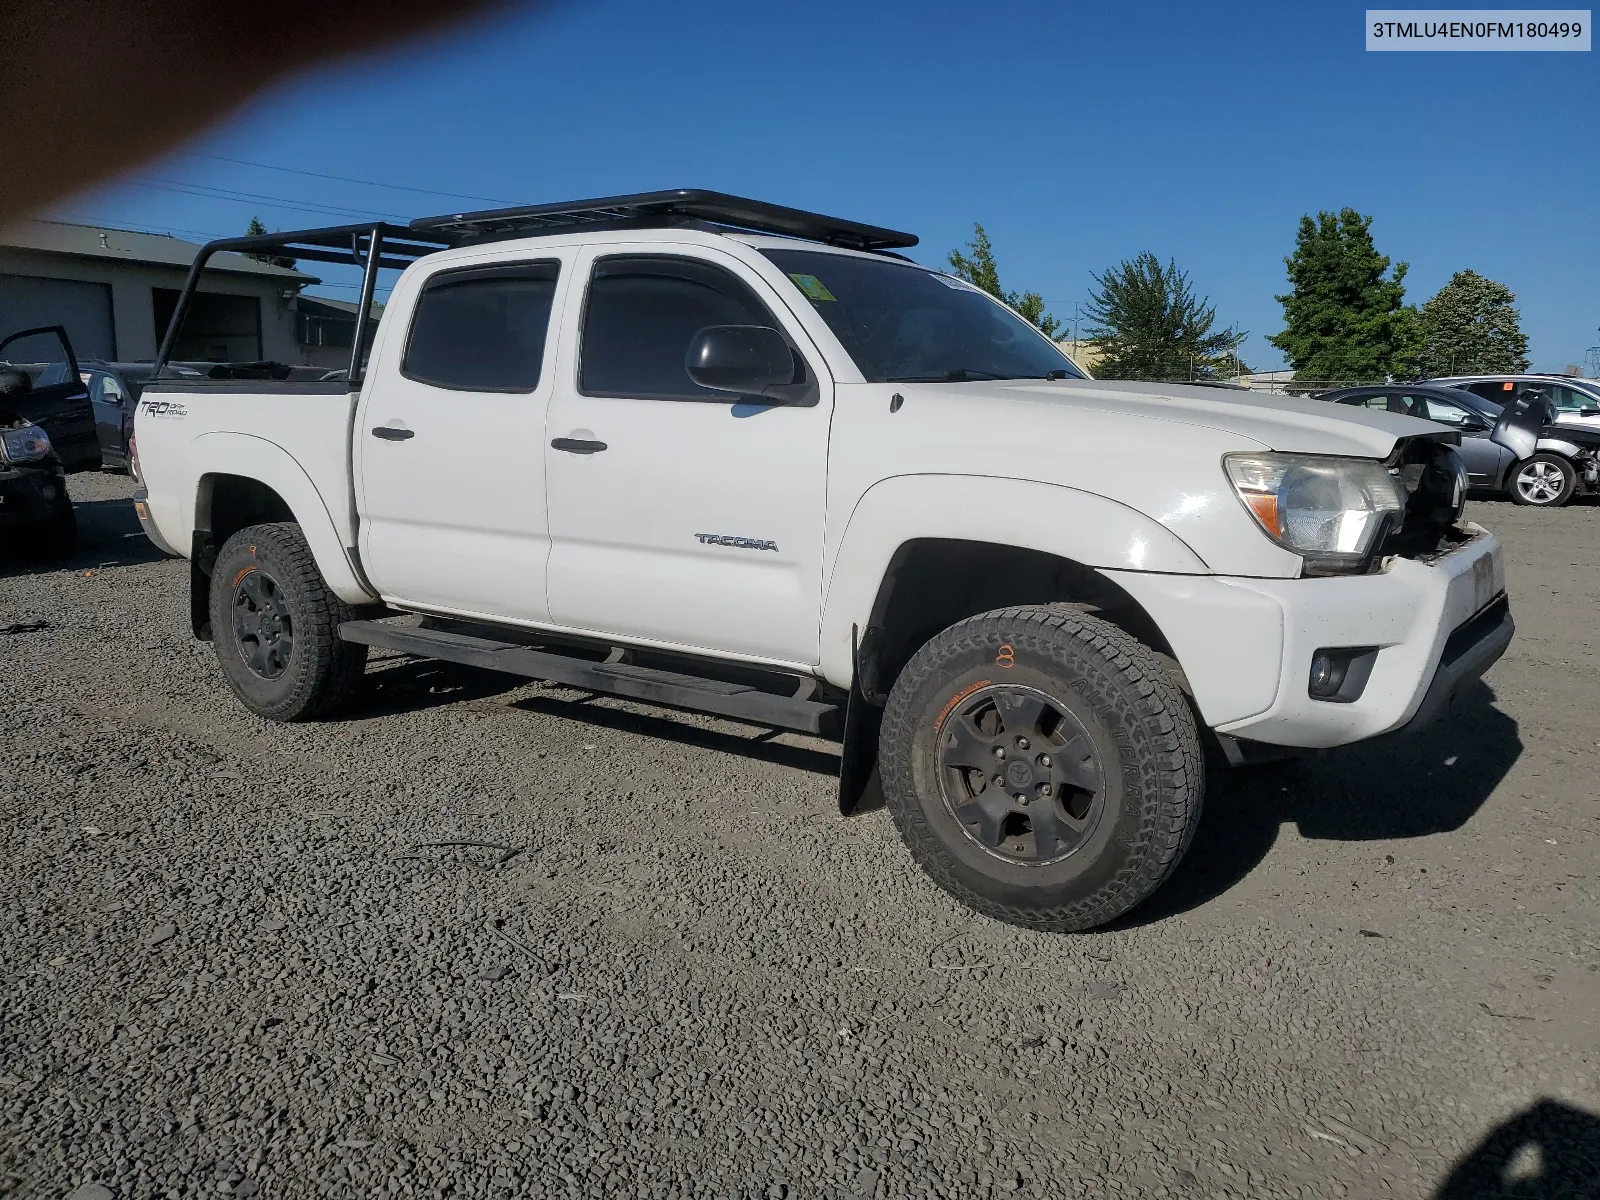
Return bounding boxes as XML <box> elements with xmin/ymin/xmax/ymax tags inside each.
<box><xmin>508</xmin><ymin>690</ymin><xmax>844</xmax><ymax>777</ymax></box>
<box><xmin>1433</xmin><ymin>1098</ymin><xmax>1600</xmax><ymax>1198</ymax></box>
<box><xmin>0</xmin><ymin>494</ymin><xmax>169</xmax><ymax>579</ymax></box>
<box><xmin>353</xmin><ymin>656</ymin><xmax>526</xmax><ymax>718</ymax></box>
<box><xmin>1121</xmin><ymin>682</ymin><xmax>1522</xmax><ymax>926</ymax></box>
<box><xmin>346</xmin><ymin>657</ymin><xmax>844</xmax><ymax>777</ymax></box>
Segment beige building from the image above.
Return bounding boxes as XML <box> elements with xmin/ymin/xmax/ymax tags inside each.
<box><xmin>0</xmin><ymin>219</ymin><xmax>319</xmax><ymax>364</ymax></box>
<box><xmin>1055</xmin><ymin>338</ymin><xmax>1104</xmax><ymax>375</ymax></box>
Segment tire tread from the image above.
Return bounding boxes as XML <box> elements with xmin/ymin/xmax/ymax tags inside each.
<box><xmin>879</xmin><ymin>603</ymin><xmax>1203</xmax><ymax>932</ymax></box>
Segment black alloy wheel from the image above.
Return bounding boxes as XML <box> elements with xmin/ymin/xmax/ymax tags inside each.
<box><xmin>231</xmin><ymin>566</ymin><xmax>294</xmax><ymax>679</ymax></box>
<box><xmin>937</xmin><ymin>684</ymin><xmax>1106</xmax><ymax>864</ymax></box>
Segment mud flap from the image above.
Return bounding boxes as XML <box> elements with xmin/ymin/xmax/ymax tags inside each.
<box><xmin>838</xmin><ymin>624</ymin><xmax>886</xmax><ymax>816</ymax></box>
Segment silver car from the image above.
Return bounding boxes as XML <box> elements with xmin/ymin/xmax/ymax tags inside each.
<box><xmin>1320</xmin><ymin>383</ymin><xmax>1600</xmax><ymax>507</ymax></box>
<box><xmin>1427</xmin><ymin>374</ymin><xmax>1600</xmax><ymax>433</ymax></box>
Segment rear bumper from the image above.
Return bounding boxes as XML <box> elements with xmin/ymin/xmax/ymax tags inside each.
<box><xmin>132</xmin><ymin>487</ymin><xmax>181</xmax><ymax>556</ymax></box>
<box><xmin>1105</xmin><ymin>524</ymin><xmax>1511</xmax><ymax>750</ymax></box>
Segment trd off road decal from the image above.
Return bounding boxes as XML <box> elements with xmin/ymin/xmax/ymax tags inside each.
<box><xmin>139</xmin><ymin>400</ymin><xmax>188</xmax><ymax>418</ymax></box>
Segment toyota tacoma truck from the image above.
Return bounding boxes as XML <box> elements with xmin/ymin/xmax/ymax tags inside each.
<box><xmin>130</xmin><ymin>190</ymin><xmax>1513</xmax><ymax>932</ymax></box>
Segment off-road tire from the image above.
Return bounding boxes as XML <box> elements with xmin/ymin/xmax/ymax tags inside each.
<box><xmin>879</xmin><ymin>604</ymin><xmax>1203</xmax><ymax>932</ymax></box>
<box><xmin>1508</xmin><ymin>453</ymin><xmax>1576</xmax><ymax>507</ymax></box>
<box><xmin>209</xmin><ymin>522</ymin><xmax>366</xmax><ymax>721</ymax></box>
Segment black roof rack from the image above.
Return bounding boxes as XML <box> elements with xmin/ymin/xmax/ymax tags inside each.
<box><xmin>195</xmin><ymin>222</ymin><xmax>453</xmax><ymax>271</ymax></box>
<box><xmin>410</xmin><ymin>189</ymin><xmax>919</xmax><ymax>252</ymax></box>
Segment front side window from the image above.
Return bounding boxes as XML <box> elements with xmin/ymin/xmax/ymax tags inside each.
<box><xmin>1410</xmin><ymin>394</ymin><xmax>1473</xmax><ymax>425</ymax></box>
<box><xmin>760</xmin><ymin>248</ymin><xmax>1083</xmax><ymax>384</ymax></box>
<box><xmin>402</xmin><ymin>262</ymin><xmax>560</xmax><ymax>392</ymax></box>
<box><xmin>579</xmin><ymin>255</ymin><xmax>802</xmax><ymax>401</ymax></box>
<box><xmin>1343</xmin><ymin>392</ymin><xmax>1402</xmax><ymax>412</ymax></box>
<box><xmin>1547</xmin><ymin>384</ymin><xmax>1596</xmax><ymax>413</ymax></box>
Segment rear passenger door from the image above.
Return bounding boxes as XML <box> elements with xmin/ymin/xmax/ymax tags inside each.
<box><xmin>356</xmin><ymin>256</ymin><xmax>569</xmax><ymax>623</ymax></box>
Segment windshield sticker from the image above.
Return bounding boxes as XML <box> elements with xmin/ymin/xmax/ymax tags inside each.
<box><xmin>788</xmin><ymin>273</ymin><xmax>837</xmax><ymax>302</ymax></box>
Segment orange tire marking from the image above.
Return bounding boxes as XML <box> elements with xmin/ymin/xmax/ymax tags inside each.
<box><xmin>936</xmin><ymin>680</ymin><xmax>992</xmax><ymax>734</ymax></box>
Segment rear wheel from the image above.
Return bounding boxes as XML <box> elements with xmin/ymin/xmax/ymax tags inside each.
<box><xmin>1509</xmin><ymin>453</ymin><xmax>1575</xmax><ymax>507</ymax></box>
<box><xmin>879</xmin><ymin>604</ymin><xmax>1203</xmax><ymax>932</ymax></box>
<box><xmin>208</xmin><ymin>522</ymin><xmax>366</xmax><ymax>721</ymax></box>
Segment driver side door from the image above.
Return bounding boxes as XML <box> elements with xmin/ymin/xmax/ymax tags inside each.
<box><xmin>542</xmin><ymin>244</ymin><xmax>833</xmax><ymax>666</ymax></box>
<box><xmin>0</xmin><ymin>326</ymin><xmax>100</xmax><ymax>471</ymax></box>
<box><xmin>1402</xmin><ymin>391</ymin><xmax>1509</xmax><ymax>484</ymax></box>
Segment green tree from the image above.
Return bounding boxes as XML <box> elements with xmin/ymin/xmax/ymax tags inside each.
<box><xmin>1083</xmin><ymin>252</ymin><xmax>1245</xmax><ymax>380</ymax></box>
<box><xmin>1414</xmin><ymin>269</ymin><xmax>1530</xmax><ymax>376</ymax></box>
<box><xmin>1269</xmin><ymin>208</ymin><xmax>1417</xmax><ymax>384</ymax></box>
<box><xmin>947</xmin><ymin>223</ymin><xmax>1061</xmax><ymax>337</ymax></box>
<box><xmin>244</xmin><ymin>216</ymin><xmax>298</xmax><ymax>271</ymax></box>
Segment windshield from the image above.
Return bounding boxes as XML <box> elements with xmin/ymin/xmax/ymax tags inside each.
<box><xmin>760</xmin><ymin>248</ymin><xmax>1084</xmax><ymax>383</ymax></box>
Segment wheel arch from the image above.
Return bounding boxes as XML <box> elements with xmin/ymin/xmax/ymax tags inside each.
<box><xmin>186</xmin><ymin>434</ymin><xmax>373</xmax><ymax>638</ymax></box>
<box><xmin>820</xmin><ymin>474</ymin><xmax>1207</xmax><ymax>695</ymax></box>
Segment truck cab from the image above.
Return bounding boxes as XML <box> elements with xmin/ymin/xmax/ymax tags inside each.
<box><xmin>130</xmin><ymin>190</ymin><xmax>1512</xmax><ymax>933</ymax></box>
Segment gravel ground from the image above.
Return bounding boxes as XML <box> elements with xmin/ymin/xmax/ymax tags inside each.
<box><xmin>2</xmin><ymin>473</ymin><xmax>1597</xmax><ymax>1200</ymax></box>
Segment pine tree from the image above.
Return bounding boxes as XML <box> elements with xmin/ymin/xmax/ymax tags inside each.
<box><xmin>1083</xmin><ymin>252</ymin><xmax>1245</xmax><ymax>380</ymax></box>
<box><xmin>244</xmin><ymin>216</ymin><xmax>299</xmax><ymax>271</ymax></box>
<box><xmin>1415</xmin><ymin>269</ymin><xmax>1530</xmax><ymax>376</ymax></box>
<box><xmin>947</xmin><ymin>223</ymin><xmax>1061</xmax><ymax>338</ymax></box>
<box><xmin>1269</xmin><ymin>209</ymin><xmax>1416</xmax><ymax>383</ymax></box>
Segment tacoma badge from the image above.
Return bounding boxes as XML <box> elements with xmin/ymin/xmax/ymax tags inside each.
<box><xmin>694</xmin><ymin>533</ymin><xmax>779</xmax><ymax>551</ymax></box>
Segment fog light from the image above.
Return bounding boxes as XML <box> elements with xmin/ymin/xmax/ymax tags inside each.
<box><xmin>1308</xmin><ymin>652</ymin><xmax>1345</xmax><ymax>698</ymax></box>
<box><xmin>39</xmin><ymin>484</ymin><xmax>57</xmax><ymax>501</ymax></box>
<box><xmin>1308</xmin><ymin>646</ymin><xmax>1381</xmax><ymax>703</ymax></box>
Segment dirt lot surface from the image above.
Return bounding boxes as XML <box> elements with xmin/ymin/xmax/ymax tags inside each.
<box><xmin>2</xmin><ymin>473</ymin><xmax>1597</xmax><ymax>1200</ymax></box>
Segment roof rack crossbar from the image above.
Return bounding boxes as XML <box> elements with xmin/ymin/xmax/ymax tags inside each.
<box><xmin>410</xmin><ymin>189</ymin><xmax>919</xmax><ymax>252</ymax></box>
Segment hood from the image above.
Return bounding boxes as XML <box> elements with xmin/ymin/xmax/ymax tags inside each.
<box><xmin>917</xmin><ymin>378</ymin><xmax>1442</xmax><ymax>458</ymax></box>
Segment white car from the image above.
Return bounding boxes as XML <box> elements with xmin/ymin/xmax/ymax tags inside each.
<box><xmin>131</xmin><ymin>190</ymin><xmax>1512</xmax><ymax>932</ymax></box>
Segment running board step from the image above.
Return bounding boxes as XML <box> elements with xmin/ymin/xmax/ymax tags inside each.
<box><xmin>339</xmin><ymin>620</ymin><xmax>839</xmax><ymax>736</ymax></box>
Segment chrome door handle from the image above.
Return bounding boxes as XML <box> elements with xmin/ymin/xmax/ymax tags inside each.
<box><xmin>371</xmin><ymin>426</ymin><xmax>415</xmax><ymax>441</ymax></box>
<box><xmin>551</xmin><ymin>437</ymin><xmax>607</xmax><ymax>454</ymax></box>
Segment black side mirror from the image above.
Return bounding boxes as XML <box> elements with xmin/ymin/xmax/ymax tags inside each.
<box><xmin>1459</xmin><ymin>414</ymin><xmax>1489</xmax><ymax>431</ymax></box>
<box><xmin>1580</xmin><ymin>407</ymin><xmax>1600</xmax><ymax>418</ymax></box>
<box><xmin>685</xmin><ymin>326</ymin><xmax>793</xmax><ymax>396</ymax></box>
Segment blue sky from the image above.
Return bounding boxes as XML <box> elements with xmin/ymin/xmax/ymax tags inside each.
<box><xmin>58</xmin><ymin>0</ymin><xmax>1599</xmax><ymax>371</ymax></box>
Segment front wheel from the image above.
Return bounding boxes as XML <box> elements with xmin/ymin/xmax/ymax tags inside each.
<box><xmin>1509</xmin><ymin>453</ymin><xmax>1576</xmax><ymax>507</ymax></box>
<box><xmin>879</xmin><ymin>605</ymin><xmax>1203</xmax><ymax>932</ymax></box>
<box><xmin>208</xmin><ymin>522</ymin><xmax>366</xmax><ymax>721</ymax></box>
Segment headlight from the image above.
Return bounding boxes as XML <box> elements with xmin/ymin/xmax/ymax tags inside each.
<box><xmin>1</xmin><ymin>423</ymin><xmax>52</xmax><ymax>464</ymax></box>
<box><xmin>1224</xmin><ymin>453</ymin><xmax>1406</xmax><ymax>570</ymax></box>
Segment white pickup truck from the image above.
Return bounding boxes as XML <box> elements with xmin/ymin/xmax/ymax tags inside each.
<box><xmin>133</xmin><ymin>190</ymin><xmax>1512</xmax><ymax>932</ymax></box>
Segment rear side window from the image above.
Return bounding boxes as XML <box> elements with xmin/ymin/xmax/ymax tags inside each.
<box><xmin>402</xmin><ymin>262</ymin><xmax>560</xmax><ymax>391</ymax></box>
<box><xmin>1465</xmin><ymin>380</ymin><xmax>1515</xmax><ymax>404</ymax></box>
<box><xmin>579</xmin><ymin>256</ymin><xmax>798</xmax><ymax>401</ymax></box>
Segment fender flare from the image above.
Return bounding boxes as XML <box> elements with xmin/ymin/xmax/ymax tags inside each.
<box><xmin>1533</xmin><ymin>436</ymin><xmax>1586</xmax><ymax>459</ymax></box>
<box><xmin>818</xmin><ymin>473</ymin><xmax>1208</xmax><ymax>687</ymax></box>
<box><xmin>187</xmin><ymin>432</ymin><xmax>374</xmax><ymax>603</ymax></box>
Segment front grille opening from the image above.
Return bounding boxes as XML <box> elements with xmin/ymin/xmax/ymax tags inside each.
<box><xmin>1379</xmin><ymin>437</ymin><xmax>1464</xmax><ymax>562</ymax></box>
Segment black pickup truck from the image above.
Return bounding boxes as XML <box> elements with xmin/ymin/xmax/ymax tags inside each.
<box><xmin>0</xmin><ymin>326</ymin><xmax>98</xmax><ymax>556</ymax></box>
